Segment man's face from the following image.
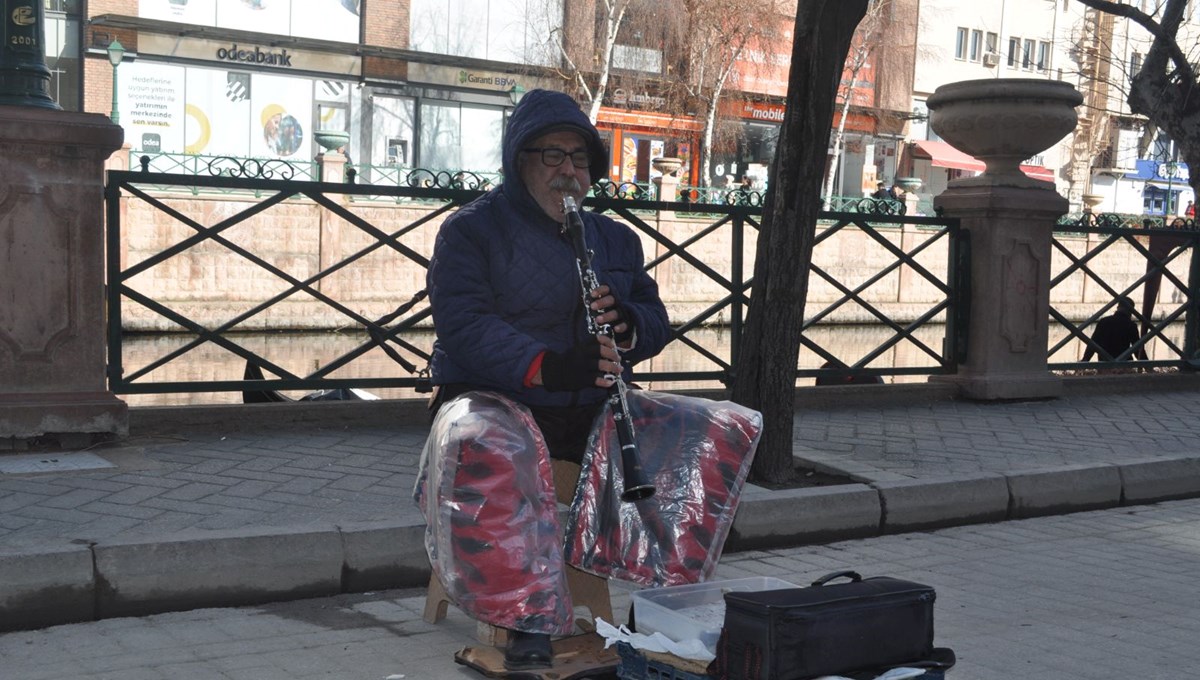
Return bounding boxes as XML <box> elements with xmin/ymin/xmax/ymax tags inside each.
<box><xmin>519</xmin><ymin>130</ymin><xmax>592</xmax><ymax>222</ymax></box>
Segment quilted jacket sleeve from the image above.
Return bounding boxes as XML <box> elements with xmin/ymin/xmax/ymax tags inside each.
<box><xmin>427</xmin><ymin>212</ymin><xmax>546</xmax><ymax>391</ymax></box>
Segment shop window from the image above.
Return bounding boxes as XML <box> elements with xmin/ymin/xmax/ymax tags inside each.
<box><xmin>1144</xmin><ymin>185</ymin><xmax>1182</xmax><ymax>215</ymax></box>
<box><xmin>371</xmin><ymin>95</ymin><xmax>415</xmax><ymax>171</ymax></box>
<box><xmin>418</xmin><ymin>100</ymin><xmax>503</xmax><ymax>172</ymax></box>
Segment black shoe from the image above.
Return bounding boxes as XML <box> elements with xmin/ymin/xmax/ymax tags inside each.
<box><xmin>503</xmin><ymin>630</ymin><xmax>553</xmax><ymax>671</ymax></box>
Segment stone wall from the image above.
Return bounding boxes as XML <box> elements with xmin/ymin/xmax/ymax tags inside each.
<box><xmin>115</xmin><ymin>192</ymin><xmax>1192</xmax><ymax>331</ymax></box>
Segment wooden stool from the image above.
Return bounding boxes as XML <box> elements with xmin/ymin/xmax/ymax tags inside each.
<box><xmin>423</xmin><ymin>459</ymin><xmax>613</xmax><ymax>645</ymax></box>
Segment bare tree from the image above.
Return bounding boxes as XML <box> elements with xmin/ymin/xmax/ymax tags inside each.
<box><xmin>540</xmin><ymin>0</ymin><xmax>636</xmax><ymax>123</ymax></box>
<box><xmin>731</xmin><ymin>0</ymin><xmax>870</xmax><ymax>483</ymax></box>
<box><xmin>670</xmin><ymin>0</ymin><xmax>786</xmax><ymax>186</ymax></box>
<box><xmin>821</xmin><ymin>0</ymin><xmax>894</xmax><ymax>208</ymax></box>
<box><xmin>1072</xmin><ymin>0</ymin><xmax>1200</xmax><ymax>206</ymax></box>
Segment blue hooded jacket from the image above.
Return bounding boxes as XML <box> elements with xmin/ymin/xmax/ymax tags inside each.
<box><xmin>426</xmin><ymin>89</ymin><xmax>670</xmax><ymax>407</ymax></box>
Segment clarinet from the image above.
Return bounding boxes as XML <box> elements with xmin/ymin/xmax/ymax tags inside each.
<box><xmin>561</xmin><ymin>195</ymin><xmax>655</xmax><ymax>502</ymax></box>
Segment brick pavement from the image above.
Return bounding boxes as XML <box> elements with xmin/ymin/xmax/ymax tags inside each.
<box><xmin>4</xmin><ymin>497</ymin><xmax>1199</xmax><ymax>680</ymax></box>
<box><xmin>5</xmin><ymin>386</ymin><xmax>1200</xmax><ymax>549</ymax></box>
<box><xmin>4</xmin><ymin>382</ymin><xmax>1200</xmax><ymax>632</ymax></box>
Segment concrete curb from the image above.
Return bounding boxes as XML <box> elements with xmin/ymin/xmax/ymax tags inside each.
<box><xmin>876</xmin><ymin>473</ymin><xmax>1010</xmax><ymax>533</ymax></box>
<box><xmin>6</xmin><ymin>456</ymin><xmax>1200</xmax><ymax>633</ymax></box>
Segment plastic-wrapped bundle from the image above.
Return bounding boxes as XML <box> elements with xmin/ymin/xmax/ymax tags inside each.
<box><xmin>563</xmin><ymin>390</ymin><xmax>762</xmax><ymax>586</ymax></box>
<box><xmin>413</xmin><ymin>392</ymin><xmax>573</xmax><ymax>635</ymax></box>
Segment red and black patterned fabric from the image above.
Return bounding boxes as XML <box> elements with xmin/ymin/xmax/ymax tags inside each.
<box><xmin>414</xmin><ymin>390</ymin><xmax>762</xmax><ymax>633</ymax></box>
<box><xmin>414</xmin><ymin>392</ymin><xmax>574</xmax><ymax>635</ymax></box>
<box><xmin>564</xmin><ymin>390</ymin><xmax>762</xmax><ymax>586</ymax></box>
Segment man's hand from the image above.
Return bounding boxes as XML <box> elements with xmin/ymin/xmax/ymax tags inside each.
<box><xmin>539</xmin><ymin>336</ymin><xmax>622</xmax><ymax>391</ymax></box>
<box><xmin>589</xmin><ymin>285</ymin><xmax>634</xmax><ymax>345</ymax></box>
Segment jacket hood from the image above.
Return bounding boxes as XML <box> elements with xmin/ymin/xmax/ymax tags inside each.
<box><xmin>502</xmin><ymin>89</ymin><xmax>609</xmax><ymax>207</ymax></box>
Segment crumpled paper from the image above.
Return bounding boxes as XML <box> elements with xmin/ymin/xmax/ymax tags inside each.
<box><xmin>595</xmin><ymin>617</ymin><xmax>715</xmax><ymax>662</ymax></box>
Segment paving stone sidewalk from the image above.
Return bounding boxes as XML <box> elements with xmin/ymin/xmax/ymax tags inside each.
<box><xmin>3</xmin><ymin>385</ymin><xmax>1199</xmax><ymax>549</ymax></box>
<box><xmin>4</xmin><ymin>497</ymin><xmax>1199</xmax><ymax>680</ymax></box>
<box><xmin>4</xmin><ymin>380</ymin><xmax>1200</xmax><ymax>631</ymax></box>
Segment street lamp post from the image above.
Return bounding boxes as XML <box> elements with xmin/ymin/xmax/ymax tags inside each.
<box><xmin>107</xmin><ymin>40</ymin><xmax>126</xmax><ymax>124</ymax></box>
<box><xmin>0</xmin><ymin>0</ymin><xmax>61</xmax><ymax>109</ymax></box>
<box><xmin>508</xmin><ymin>84</ymin><xmax>526</xmax><ymax>106</ymax></box>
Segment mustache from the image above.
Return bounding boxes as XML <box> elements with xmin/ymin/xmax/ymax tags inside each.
<box><xmin>548</xmin><ymin>176</ymin><xmax>583</xmax><ymax>193</ymax></box>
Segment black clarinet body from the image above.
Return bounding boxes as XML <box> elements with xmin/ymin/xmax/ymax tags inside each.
<box><xmin>561</xmin><ymin>195</ymin><xmax>655</xmax><ymax>502</ymax></box>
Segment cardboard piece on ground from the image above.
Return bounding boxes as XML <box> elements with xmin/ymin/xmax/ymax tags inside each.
<box><xmin>454</xmin><ymin>632</ymin><xmax>619</xmax><ymax>679</ymax></box>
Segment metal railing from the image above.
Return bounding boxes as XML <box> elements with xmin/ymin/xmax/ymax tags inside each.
<box><xmin>1049</xmin><ymin>217</ymin><xmax>1200</xmax><ymax>370</ymax></box>
<box><xmin>104</xmin><ymin>162</ymin><xmax>966</xmax><ymax>397</ymax></box>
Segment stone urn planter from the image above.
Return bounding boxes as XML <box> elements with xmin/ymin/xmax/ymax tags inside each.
<box><xmin>1082</xmin><ymin>193</ymin><xmax>1104</xmax><ymax>209</ymax></box>
<box><xmin>927</xmin><ymin>79</ymin><xmax>1082</xmax><ymax>189</ymax></box>
<box><xmin>314</xmin><ymin>129</ymin><xmax>350</xmax><ymax>152</ymax></box>
<box><xmin>651</xmin><ymin>156</ymin><xmax>684</xmax><ymax>176</ymax></box>
<box><xmin>895</xmin><ymin>176</ymin><xmax>923</xmax><ymax>193</ymax></box>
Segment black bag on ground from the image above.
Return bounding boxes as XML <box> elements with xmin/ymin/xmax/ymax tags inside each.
<box><xmin>708</xmin><ymin>570</ymin><xmax>936</xmax><ymax>680</ymax></box>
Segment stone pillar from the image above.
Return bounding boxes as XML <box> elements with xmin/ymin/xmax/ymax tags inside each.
<box><xmin>936</xmin><ymin>187</ymin><xmax>1067</xmax><ymax>399</ymax></box>
<box><xmin>317</xmin><ymin>151</ymin><xmax>348</xmax><ymax>185</ymax></box>
<box><xmin>0</xmin><ymin>105</ymin><xmax>127</xmax><ymax>440</ymax></box>
<box><xmin>927</xmin><ymin>79</ymin><xmax>1083</xmax><ymax>401</ymax></box>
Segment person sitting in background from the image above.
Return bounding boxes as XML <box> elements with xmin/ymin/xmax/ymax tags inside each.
<box><xmin>1081</xmin><ymin>297</ymin><xmax>1146</xmax><ymax>362</ymax></box>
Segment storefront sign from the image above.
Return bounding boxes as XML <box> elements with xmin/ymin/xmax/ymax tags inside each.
<box><xmin>720</xmin><ymin>99</ymin><xmax>786</xmax><ymax>122</ymax></box>
<box><xmin>139</xmin><ymin>34</ymin><xmax>360</xmax><ymax>76</ymax></box>
<box><xmin>609</xmin><ymin>88</ymin><xmax>666</xmax><ymax>110</ymax></box>
<box><xmin>407</xmin><ymin>63</ymin><xmax>545</xmax><ymax>95</ymax></box>
<box><xmin>215</xmin><ymin>44</ymin><xmax>292</xmax><ymax>67</ymax></box>
<box><xmin>1125</xmin><ymin>159</ymin><xmax>1191</xmax><ymax>184</ymax></box>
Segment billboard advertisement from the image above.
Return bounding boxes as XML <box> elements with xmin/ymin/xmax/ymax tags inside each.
<box><xmin>139</xmin><ymin>0</ymin><xmax>361</xmax><ymax>44</ymax></box>
<box><xmin>120</xmin><ymin>60</ymin><xmax>327</xmax><ymax>159</ymax></box>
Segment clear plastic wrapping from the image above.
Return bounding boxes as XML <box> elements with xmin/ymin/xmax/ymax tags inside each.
<box><xmin>414</xmin><ymin>389</ymin><xmax>763</xmax><ymax>634</ymax></box>
<box><xmin>563</xmin><ymin>390</ymin><xmax>762</xmax><ymax>586</ymax></box>
<box><xmin>413</xmin><ymin>392</ymin><xmax>573</xmax><ymax>635</ymax></box>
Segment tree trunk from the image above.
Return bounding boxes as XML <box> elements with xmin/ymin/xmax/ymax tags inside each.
<box><xmin>731</xmin><ymin>0</ymin><xmax>869</xmax><ymax>484</ymax></box>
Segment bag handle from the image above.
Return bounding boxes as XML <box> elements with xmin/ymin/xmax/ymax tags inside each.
<box><xmin>811</xmin><ymin>570</ymin><xmax>862</xmax><ymax>587</ymax></box>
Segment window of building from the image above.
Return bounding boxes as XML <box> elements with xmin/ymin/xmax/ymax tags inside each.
<box><xmin>409</xmin><ymin>0</ymin><xmax>560</xmax><ymax>66</ymax></box>
<box><xmin>1130</xmin><ymin>51</ymin><xmax>1143</xmax><ymax>79</ymax></box>
<box><xmin>43</xmin><ymin>4</ymin><xmax>80</xmax><ymax>110</ymax></box>
<box><xmin>613</xmin><ymin>44</ymin><xmax>663</xmax><ymax>73</ymax></box>
<box><xmin>1023</xmin><ymin>39</ymin><xmax>1035</xmax><ymax>69</ymax></box>
<box><xmin>955</xmin><ymin>27</ymin><xmax>968</xmax><ymax>60</ymax></box>
<box><xmin>1008</xmin><ymin>37</ymin><xmax>1020</xmax><ymax>67</ymax></box>
<box><xmin>370</xmin><ymin>95</ymin><xmax>415</xmax><ymax>171</ymax></box>
<box><xmin>969</xmin><ymin>29</ymin><xmax>983</xmax><ymax>61</ymax></box>
<box><xmin>418</xmin><ymin>100</ymin><xmax>505</xmax><ymax>172</ymax></box>
<box><xmin>1037</xmin><ymin>41</ymin><xmax>1051</xmax><ymax>71</ymax></box>
<box><xmin>985</xmin><ymin>32</ymin><xmax>998</xmax><ymax>56</ymax></box>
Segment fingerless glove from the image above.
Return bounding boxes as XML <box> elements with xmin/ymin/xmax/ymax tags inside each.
<box><xmin>541</xmin><ymin>338</ymin><xmax>605</xmax><ymax>392</ymax></box>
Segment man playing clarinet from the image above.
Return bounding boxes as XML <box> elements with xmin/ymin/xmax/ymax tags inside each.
<box><xmin>422</xmin><ymin>89</ymin><xmax>671</xmax><ymax>670</ymax></box>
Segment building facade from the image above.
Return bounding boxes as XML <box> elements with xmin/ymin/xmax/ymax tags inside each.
<box><xmin>907</xmin><ymin>0</ymin><xmax>1196</xmax><ymax>217</ymax></box>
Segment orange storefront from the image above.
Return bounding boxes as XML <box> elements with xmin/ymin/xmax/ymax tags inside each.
<box><xmin>595</xmin><ymin>106</ymin><xmax>704</xmax><ymax>186</ymax></box>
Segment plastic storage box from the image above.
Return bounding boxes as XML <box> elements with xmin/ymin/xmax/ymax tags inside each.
<box><xmin>631</xmin><ymin>576</ymin><xmax>796</xmax><ymax>651</ymax></box>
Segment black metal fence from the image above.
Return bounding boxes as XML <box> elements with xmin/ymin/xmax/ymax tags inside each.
<box><xmin>1049</xmin><ymin>218</ymin><xmax>1200</xmax><ymax>370</ymax></box>
<box><xmin>104</xmin><ymin>160</ymin><xmax>966</xmax><ymax>399</ymax></box>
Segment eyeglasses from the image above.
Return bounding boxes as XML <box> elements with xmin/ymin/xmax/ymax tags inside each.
<box><xmin>523</xmin><ymin>147</ymin><xmax>591</xmax><ymax>169</ymax></box>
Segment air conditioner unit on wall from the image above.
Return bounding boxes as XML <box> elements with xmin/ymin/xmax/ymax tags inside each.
<box><xmin>983</xmin><ymin>52</ymin><xmax>1000</xmax><ymax>67</ymax></box>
